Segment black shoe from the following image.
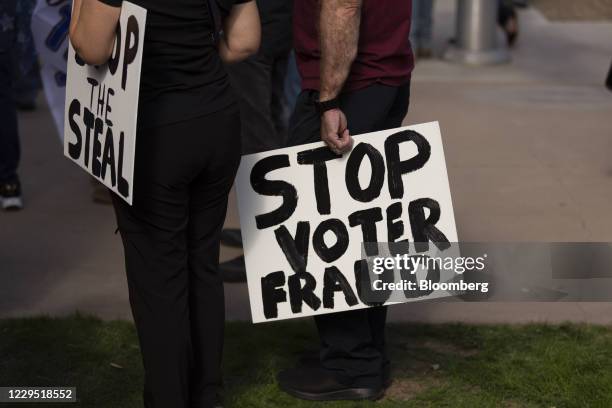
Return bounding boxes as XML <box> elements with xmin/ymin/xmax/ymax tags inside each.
<box><xmin>220</xmin><ymin>229</ymin><xmax>243</xmax><ymax>248</ymax></box>
<box><xmin>277</xmin><ymin>366</ymin><xmax>384</xmax><ymax>402</ymax></box>
<box><xmin>0</xmin><ymin>179</ymin><xmax>24</xmax><ymax>211</ymax></box>
<box><xmin>191</xmin><ymin>397</ymin><xmax>223</xmax><ymax>408</ymax></box>
<box><xmin>296</xmin><ymin>349</ymin><xmax>392</xmax><ymax>389</ymax></box>
<box><xmin>219</xmin><ymin>255</ymin><xmax>246</xmax><ymax>283</ymax></box>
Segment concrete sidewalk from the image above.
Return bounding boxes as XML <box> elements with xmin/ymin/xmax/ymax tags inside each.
<box><xmin>1</xmin><ymin>4</ymin><xmax>612</xmax><ymax>324</ymax></box>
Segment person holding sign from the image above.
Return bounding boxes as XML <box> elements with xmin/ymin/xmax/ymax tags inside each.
<box><xmin>276</xmin><ymin>0</ymin><xmax>414</xmax><ymax>401</ymax></box>
<box><xmin>69</xmin><ymin>1</ymin><xmax>260</xmax><ymax>407</ymax></box>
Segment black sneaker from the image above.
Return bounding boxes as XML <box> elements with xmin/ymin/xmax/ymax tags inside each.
<box><xmin>297</xmin><ymin>349</ymin><xmax>392</xmax><ymax>389</ymax></box>
<box><xmin>277</xmin><ymin>366</ymin><xmax>384</xmax><ymax>401</ymax></box>
<box><xmin>0</xmin><ymin>179</ymin><xmax>23</xmax><ymax>211</ymax></box>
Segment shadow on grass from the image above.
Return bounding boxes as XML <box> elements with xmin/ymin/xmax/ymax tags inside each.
<box><xmin>2</xmin><ymin>315</ymin><xmax>612</xmax><ymax>407</ymax></box>
<box><xmin>0</xmin><ymin>314</ymin><xmax>142</xmax><ymax>408</ymax></box>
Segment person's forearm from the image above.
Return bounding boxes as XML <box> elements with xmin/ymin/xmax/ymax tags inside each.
<box><xmin>68</xmin><ymin>0</ymin><xmax>122</xmax><ymax>65</ymax></box>
<box><xmin>219</xmin><ymin>39</ymin><xmax>255</xmax><ymax>63</ymax></box>
<box><xmin>319</xmin><ymin>0</ymin><xmax>362</xmax><ymax>101</ymax></box>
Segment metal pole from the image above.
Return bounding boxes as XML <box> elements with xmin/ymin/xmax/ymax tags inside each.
<box><xmin>444</xmin><ymin>0</ymin><xmax>510</xmax><ymax>65</ymax></box>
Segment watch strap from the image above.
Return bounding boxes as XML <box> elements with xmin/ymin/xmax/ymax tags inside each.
<box><xmin>315</xmin><ymin>97</ymin><xmax>340</xmax><ymax>115</ymax></box>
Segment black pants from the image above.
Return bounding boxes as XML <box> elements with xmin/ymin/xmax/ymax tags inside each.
<box><xmin>226</xmin><ymin>52</ymin><xmax>289</xmax><ymax>155</ymax></box>
<box><xmin>112</xmin><ymin>105</ymin><xmax>241</xmax><ymax>408</ymax></box>
<box><xmin>288</xmin><ymin>82</ymin><xmax>411</xmax><ymax>387</ymax></box>
<box><xmin>0</xmin><ymin>0</ymin><xmax>20</xmax><ymax>183</ymax></box>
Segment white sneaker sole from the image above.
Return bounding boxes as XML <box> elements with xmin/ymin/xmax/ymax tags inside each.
<box><xmin>1</xmin><ymin>196</ymin><xmax>24</xmax><ymax>210</ymax></box>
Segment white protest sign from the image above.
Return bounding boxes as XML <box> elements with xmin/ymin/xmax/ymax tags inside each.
<box><xmin>236</xmin><ymin>122</ymin><xmax>459</xmax><ymax>323</ymax></box>
<box><xmin>63</xmin><ymin>2</ymin><xmax>146</xmax><ymax>205</ymax></box>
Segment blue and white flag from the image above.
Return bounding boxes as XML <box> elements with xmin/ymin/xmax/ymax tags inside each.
<box><xmin>31</xmin><ymin>0</ymin><xmax>71</xmax><ymax>140</ymax></box>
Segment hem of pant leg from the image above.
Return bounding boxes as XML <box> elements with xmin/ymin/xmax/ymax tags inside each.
<box><xmin>0</xmin><ymin>175</ymin><xmax>19</xmax><ymax>184</ymax></box>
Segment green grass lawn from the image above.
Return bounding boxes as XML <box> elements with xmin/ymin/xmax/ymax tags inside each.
<box><xmin>1</xmin><ymin>315</ymin><xmax>612</xmax><ymax>407</ymax></box>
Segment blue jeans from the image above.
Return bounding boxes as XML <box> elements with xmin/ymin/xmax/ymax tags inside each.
<box><xmin>0</xmin><ymin>0</ymin><xmax>20</xmax><ymax>183</ymax></box>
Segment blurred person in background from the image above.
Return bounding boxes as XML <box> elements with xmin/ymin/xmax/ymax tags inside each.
<box><xmin>0</xmin><ymin>0</ymin><xmax>25</xmax><ymax>211</ymax></box>
<box><xmin>226</xmin><ymin>0</ymin><xmax>294</xmax><ymax>153</ymax></box>
<box><xmin>411</xmin><ymin>0</ymin><xmax>434</xmax><ymax>59</ymax></box>
<box><xmin>13</xmin><ymin>0</ymin><xmax>41</xmax><ymax>111</ymax></box>
<box><xmin>448</xmin><ymin>0</ymin><xmax>520</xmax><ymax>49</ymax></box>
<box><xmin>219</xmin><ymin>0</ymin><xmax>297</xmax><ymax>282</ymax></box>
<box><xmin>276</xmin><ymin>0</ymin><xmax>414</xmax><ymax>401</ymax></box>
<box><xmin>499</xmin><ymin>0</ymin><xmax>519</xmax><ymax>47</ymax></box>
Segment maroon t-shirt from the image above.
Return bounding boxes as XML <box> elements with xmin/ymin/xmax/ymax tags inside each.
<box><xmin>294</xmin><ymin>0</ymin><xmax>414</xmax><ymax>93</ymax></box>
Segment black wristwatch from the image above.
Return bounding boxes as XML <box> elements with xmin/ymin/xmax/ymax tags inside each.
<box><xmin>315</xmin><ymin>97</ymin><xmax>340</xmax><ymax>115</ymax></box>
